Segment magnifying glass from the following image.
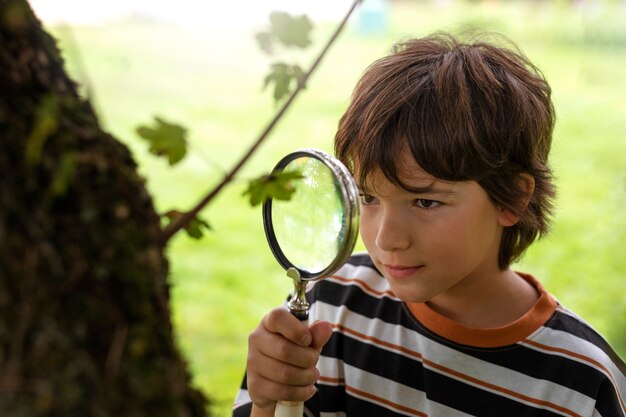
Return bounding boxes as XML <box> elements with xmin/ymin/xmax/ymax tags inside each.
<box><xmin>262</xmin><ymin>148</ymin><xmax>360</xmax><ymax>417</ymax></box>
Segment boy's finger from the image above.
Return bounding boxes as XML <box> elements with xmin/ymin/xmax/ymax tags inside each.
<box><xmin>262</xmin><ymin>307</ymin><xmax>312</xmax><ymax>346</ymax></box>
<box><xmin>252</xmin><ymin>353</ymin><xmax>319</xmax><ymax>386</ymax></box>
<box><xmin>249</xmin><ymin>373</ymin><xmax>318</xmax><ymax>404</ymax></box>
<box><xmin>253</xmin><ymin>331</ymin><xmax>319</xmax><ymax>368</ymax></box>
<box><xmin>309</xmin><ymin>320</ymin><xmax>333</xmax><ymax>351</ymax></box>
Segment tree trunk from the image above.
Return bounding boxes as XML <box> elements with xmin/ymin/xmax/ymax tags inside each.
<box><xmin>0</xmin><ymin>0</ymin><xmax>208</xmax><ymax>415</ymax></box>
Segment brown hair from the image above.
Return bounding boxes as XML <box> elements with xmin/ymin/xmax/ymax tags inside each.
<box><xmin>335</xmin><ymin>32</ymin><xmax>556</xmax><ymax>268</ymax></box>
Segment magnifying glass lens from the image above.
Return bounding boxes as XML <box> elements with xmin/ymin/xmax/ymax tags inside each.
<box><xmin>271</xmin><ymin>157</ymin><xmax>345</xmax><ymax>275</ymax></box>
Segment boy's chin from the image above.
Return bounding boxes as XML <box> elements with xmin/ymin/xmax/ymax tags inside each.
<box><xmin>387</xmin><ymin>282</ymin><xmax>432</xmax><ymax>303</ymax></box>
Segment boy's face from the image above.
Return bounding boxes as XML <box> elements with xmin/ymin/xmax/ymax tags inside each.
<box><xmin>357</xmin><ymin>152</ymin><xmax>512</xmax><ymax>304</ymax></box>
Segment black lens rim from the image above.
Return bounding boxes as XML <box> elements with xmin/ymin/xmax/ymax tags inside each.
<box><xmin>262</xmin><ymin>148</ymin><xmax>359</xmax><ymax>281</ymax></box>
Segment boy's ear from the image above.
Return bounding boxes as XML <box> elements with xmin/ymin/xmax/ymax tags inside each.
<box><xmin>498</xmin><ymin>173</ymin><xmax>535</xmax><ymax>227</ymax></box>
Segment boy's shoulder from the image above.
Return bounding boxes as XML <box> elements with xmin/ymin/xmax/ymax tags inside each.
<box><xmin>534</xmin><ymin>303</ymin><xmax>626</xmax><ymax>375</ymax></box>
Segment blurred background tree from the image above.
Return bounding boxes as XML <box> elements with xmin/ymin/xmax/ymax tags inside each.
<box><xmin>0</xmin><ymin>0</ymin><xmax>207</xmax><ymax>414</ymax></box>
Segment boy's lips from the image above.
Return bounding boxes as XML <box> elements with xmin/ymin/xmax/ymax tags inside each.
<box><xmin>382</xmin><ymin>264</ymin><xmax>425</xmax><ymax>278</ymax></box>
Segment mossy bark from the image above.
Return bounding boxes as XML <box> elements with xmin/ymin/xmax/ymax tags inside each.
<box><xmin>0</xmin><ymin>0</ymin><xmax>208</xmax><ymax>415</ymax></box>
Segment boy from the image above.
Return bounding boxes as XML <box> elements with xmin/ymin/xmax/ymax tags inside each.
<box><xmin>233</xmin><ymin>32</ymin><xmax>626</xmax><ymax>416</ymax></box>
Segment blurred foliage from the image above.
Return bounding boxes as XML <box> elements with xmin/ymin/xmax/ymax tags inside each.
<box><xmin>163</xmin><ymin>210</ymin><xmax>212</xmax><ymax>240</ymax></box>
<box><xmin>133</xmin><ymin>10</ymin><xmax>317</xmax><ymax>241</ymax></box>
<box><xmin>263</xmin><ymin>62</ymin><xmax>305</xmax><ymax>102</ymax></box>
<box><xmin>256</xmin><ymin>12</ymin><xmax>314</xmax><ymax>102</ymax></box>
<box><xmin>25</xmin><ymin>94</ymin><xmax>60</xmax><ymax>165</ymax></box>
<box><xmin>136</xmin><ymin>116</ymin><xmax>188</xmax><ymax>166</ymax></box>
<box><xmin>257</xmin><ymin>12</ymin><xmax>314</xmax><ymax>51</ymax></box>
<box><xmin>243</xmin><ymin>170</ymin><xmax>304</xmax><ymax>207</ymax></box>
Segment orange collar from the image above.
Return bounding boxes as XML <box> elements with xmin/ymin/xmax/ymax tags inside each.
<box><xmin>405</xmin><ymin>273</ymin><xmax>558</xmax><ymax>348</ymax></box>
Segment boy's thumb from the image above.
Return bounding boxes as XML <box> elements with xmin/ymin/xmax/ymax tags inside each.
<box><xmin>309</xmin><ymin>321</ymin><xmax>333</xmax><ymax>351</ymax></box>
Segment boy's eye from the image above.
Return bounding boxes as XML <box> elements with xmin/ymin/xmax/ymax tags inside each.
<box><xmin>359</xmin><ymin>194</ymin><xmax>377</xmax><ymax>205</ymax></box>
<box><xmin>414</xmin><ymin>199</ymin><xmax>440</xmax><ymax>209</ymax></box>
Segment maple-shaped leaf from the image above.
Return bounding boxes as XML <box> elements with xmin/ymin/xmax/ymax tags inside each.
<box><xmin>255</xmin><ymin>31</ymin><xmax>274</xmax><ymax>55</ymax></box>
<box><xmin>269</xmin><ymin>12</ymin><xmax>313</xmax><ymax>49</ymax></box>
<box><xmin>263</xmin><ymin>63</ymin><xmax>306</xmax><ymax>102</ymax></box>
<box><xmin>163</xmin><ymin>210</ymin><xmax>211</xmax><ymax>240</ymax></box>
<box><xmin>136</xmin><ymin>116</ymin><xmax>187</xmax><ymax>166</ymax></box>
<box><xmin>243</xmin><ymin>170</ymin><xmax>304</xmax><ymax>207</ymax></box>
<box><xmin>263</xmin><ymin>63</ymin><xmax>291</xmax><ymax>101</ymax></box>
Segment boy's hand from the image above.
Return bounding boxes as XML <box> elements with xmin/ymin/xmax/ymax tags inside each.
<box><xmin>246</xmin><ymin>307</ymin><xmax>333</xmax><ymax>412</ymax></box>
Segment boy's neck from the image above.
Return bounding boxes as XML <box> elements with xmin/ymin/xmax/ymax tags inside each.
<box><xmin>425</xmin><ymin>269</ymin><xmax>539</xmax><ymax>329</ymax></box>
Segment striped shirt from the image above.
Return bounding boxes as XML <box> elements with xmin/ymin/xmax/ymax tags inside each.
<box><xmin>233</xmin><ymin>253</ymin><xmax>626</xmax><ymax>417</ymax></box>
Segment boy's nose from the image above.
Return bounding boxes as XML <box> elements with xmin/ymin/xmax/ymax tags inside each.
<box><xmin>375</xmin><ymin>210</ymin><xmax>410</xmax><ymax>252</ymax></box>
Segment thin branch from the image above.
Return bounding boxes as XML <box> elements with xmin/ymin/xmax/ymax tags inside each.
<box><xmin>160</xmin><ymin>0</ymin><xmax>362</xmax><ymax>244</ymax></box>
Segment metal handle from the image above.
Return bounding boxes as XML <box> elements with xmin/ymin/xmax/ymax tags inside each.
<box><xmin>286</xmin><ymin>268</ymin><xmax>309</xmax><ymax>321</ymax></box>
<box><xmin>275</xmin><ymin>268</ymin><xmax>309</xmax><ymax>417</ymax></box>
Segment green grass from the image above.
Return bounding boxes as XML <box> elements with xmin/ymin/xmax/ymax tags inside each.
<box><xmin>48</xmin><ymin>1</ymin><xmax>626</xmax><ymax>415</ymax></box>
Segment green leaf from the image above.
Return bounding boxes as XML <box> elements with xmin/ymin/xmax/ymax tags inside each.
<box><xmin>136</xmin><ymin>116</ymin><xmax>187</xmax><ymax>166</ymax></box>
<box><xmin>185</xmin><ymin>216</ymin><xmax>211</xmax><ymax>239</ymax></box>
<box><xmin>243</xmin><ymin>170</ymin><xmax>304</xmax><ymax>207</ymax></box>
<box><xmin>263</xmin><ymin>63</ymin><xmax>291</xmax><ymax>101</ymax></box>
<box><xmin>163</xmin><ymin>210</ymin><xmax>211</xmax><ymax>240</ymax></box>
<box><xmin>50</xmin><ymin>151</ymin><xmax>75</xmax><ymax>198</ymax></box>
<box><xmin>25</xmin><ymin>94</ymin><xmax>59</xmax><ymax>166</ymax></box>
<box><xmin>263</xmin><ymin>63</ymin><xmax>306</xmax><ymax>102</ymax></box>
<box><xmin>255</xmin><ymin>31</ymin><xmax>274</xmax><ymax>55</ymax></box>
<box><xmin>269</xmin><ymin>12</ymin><xmax>313</xmax><ymax>49</ymax></box>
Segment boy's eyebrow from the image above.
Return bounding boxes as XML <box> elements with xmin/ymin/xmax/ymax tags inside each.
<box><xmin>412</xmin><ymin>184</ymin><xmax>458</xmax><ymax>196</ymax></box>
<box><xmin>357</xmin><ymin>182</ymin><xmax>457</xmax><ymax>196</ymax></box>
